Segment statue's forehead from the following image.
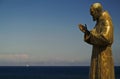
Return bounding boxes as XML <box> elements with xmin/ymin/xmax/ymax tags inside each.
<box><xmin>90</xmin><ymin>7</ymin><xmax>95</xmax><ymax>12</ymax></box>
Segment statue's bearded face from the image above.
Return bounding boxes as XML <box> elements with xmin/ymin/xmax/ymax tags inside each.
<box><xmin>90</xmin><ymin>8</ymin><xmax>99</xmax><ymax>21</ymax></box>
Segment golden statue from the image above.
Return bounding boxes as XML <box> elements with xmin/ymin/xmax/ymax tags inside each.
<box><xmin>78</xmin><ymin>3</ymin><xmax>115</xmax><ymax>79</ymax></box>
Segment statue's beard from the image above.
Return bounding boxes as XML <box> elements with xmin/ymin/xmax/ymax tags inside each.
<box><xmin>92</xmin><ymin>14</ymin><xmax>100</xmax><ymax>21</ymax></box>
<box><xmin>92</xmin><ymin>16</ymin><xmax>97</xmax><ymax>21</ymax></box>
<box><xmin>93</xmin><ymin>18</ymin><xmax>96</xmax><ymax>21</ymax></box>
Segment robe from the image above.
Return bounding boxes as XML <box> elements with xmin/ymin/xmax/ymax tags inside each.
<box><xmin>84</xmin><ymin>11</ymin><xmax>115</xmax><ymax>79</ymax></box>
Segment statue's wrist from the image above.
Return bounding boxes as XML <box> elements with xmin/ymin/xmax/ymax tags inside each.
<box><xmin>85</xmin><ymin>30</ymin><xmax>90</xmax><ymax>35</ymax></box>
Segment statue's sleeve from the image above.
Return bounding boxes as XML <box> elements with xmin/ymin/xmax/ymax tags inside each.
<box><xmin>84</xmin><ymin>20</ymin><xmax>113</xmax><ymax>46</ymax></box>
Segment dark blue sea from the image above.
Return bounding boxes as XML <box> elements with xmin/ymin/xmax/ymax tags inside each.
<box><xmin>0</xmin><ymin>66</ymin><xmax>119</xmax><ymax>79</ymax></box>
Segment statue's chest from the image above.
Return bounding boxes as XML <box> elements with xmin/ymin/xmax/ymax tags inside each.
<box><xmin>95</xmin><ymin>22</ymin><xmax>104</xmax><ymax>33</ymax></box>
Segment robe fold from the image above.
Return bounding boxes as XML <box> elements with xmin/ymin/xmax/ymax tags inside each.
<box><xmin>84</xmin><ymin>11</ymin><xmax>115</xmax><ymax>79</ymax></box>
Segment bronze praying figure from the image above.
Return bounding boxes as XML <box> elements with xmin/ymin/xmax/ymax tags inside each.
<box><xmin>78</xmin><ymin>3</ymin><xmax>115</xmax><ymax>79</ymax></box>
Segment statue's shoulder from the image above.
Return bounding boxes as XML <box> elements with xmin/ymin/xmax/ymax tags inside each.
<box><xmin>101</xmin><ymin>11</ymin><xmax>113</xmax><ymax>26</ymax></box>
<box><xmin>102</xmin><ymin>11</ymin><xmax>111</xmax><ymax>20</ymax></box>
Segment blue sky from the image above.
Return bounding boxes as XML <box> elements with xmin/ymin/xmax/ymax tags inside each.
<box><xmin>0</xmin><ymin>0</ymin><xmax>120</xmax><ymax>66</ymax></box>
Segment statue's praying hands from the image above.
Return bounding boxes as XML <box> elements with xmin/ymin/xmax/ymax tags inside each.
<box><xmin>78</xmin><ymin>24</ymin><xmax>88</xmax><ymax>33</ymax></box>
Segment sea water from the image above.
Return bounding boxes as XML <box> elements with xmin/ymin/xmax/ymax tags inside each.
<box><xmin>0</xmin><ymin>66</ymin><xmax>119</xmax><ymax>79</ymax></box>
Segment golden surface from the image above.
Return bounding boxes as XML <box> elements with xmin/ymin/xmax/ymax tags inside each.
<box><xmin>79</xmin><ymin>3</ymin><xmax>115</xmax><ymax>79</ymax></box>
